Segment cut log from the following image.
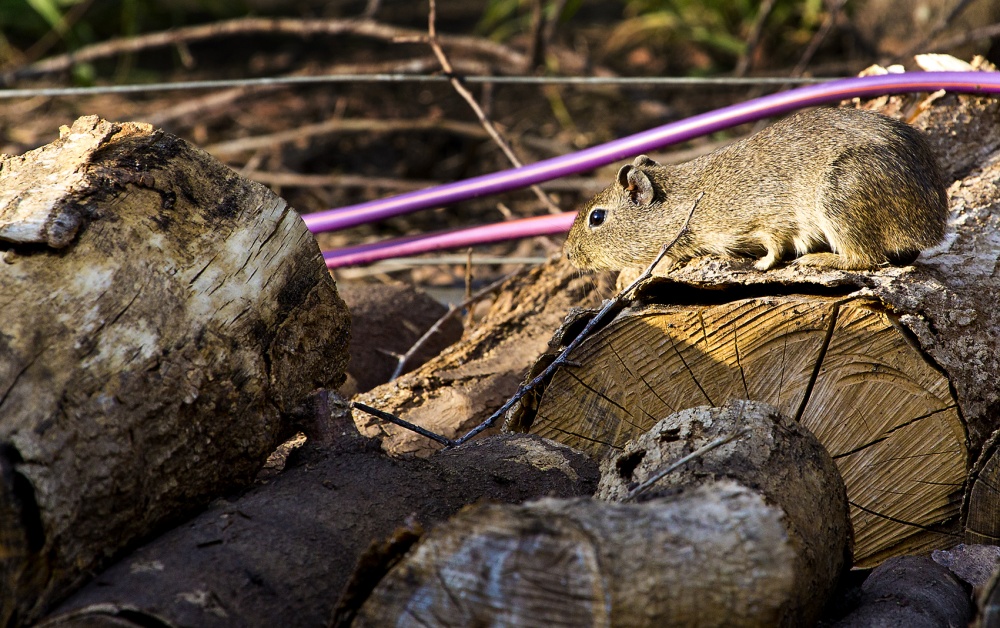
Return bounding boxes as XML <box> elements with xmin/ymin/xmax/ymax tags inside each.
<box><xmin>508</xmin><ymin>89</ymin><xmax>1000</xmax><ymax>568</ymax></box>
<box><xmin>350</xmin><ymin>401</ymin><xmax>849</xmax><ymax>627</ymax></box>
<box><xmin>351</xmin><ymin>257</ymin><xmax>612</xmax><ymax>456</ymax></box>
<box><xmin>39</xmin><ymin>396</ymin><xmax>598</xmax><ymax>628</ymax></box>
<box><xmin>0</xmin><ymin>116</ymin><xmax>350</xmax><ymax>625</ymax></box>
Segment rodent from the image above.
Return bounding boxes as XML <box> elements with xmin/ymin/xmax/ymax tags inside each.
<box><xmin>563</xmin><ymin>107</ymin><xmax>948</xmax><ymax>273</ymax></box>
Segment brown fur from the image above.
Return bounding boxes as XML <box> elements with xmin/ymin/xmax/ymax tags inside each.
<box><xmin>564</xmin><ymin>107</ymin><xmax>948</xmax><ymax>272</ymax></box>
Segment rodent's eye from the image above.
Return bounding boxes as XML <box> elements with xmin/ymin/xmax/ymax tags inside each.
<box><xmin>588</xmin><ymin>208</ymin><xmax>607</xmax><ymax>229</ymax></box>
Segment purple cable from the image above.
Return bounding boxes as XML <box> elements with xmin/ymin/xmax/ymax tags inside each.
<box><xmin>304</xmin><ymin>71</ymin><xmax>1000</xmax><ymax>238</ymax></box>
<box><xmin>323</xmin><ymin>212</ymin><xmax>575</xmax><ymax>267</ymax></box>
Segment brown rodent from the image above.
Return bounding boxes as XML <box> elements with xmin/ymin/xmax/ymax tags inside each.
<box><xmin>564</xmin><ymin>107</ymin><xmax>948</xmax><ymax>273</ymax></box>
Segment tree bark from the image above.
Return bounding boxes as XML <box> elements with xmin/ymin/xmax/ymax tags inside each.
<box><xmin>0</xmin><ymin>116</ymin><xmax>350</xmax><ymax>625</ymax></box>
<box><xmin>507</xmin><ymin>89</ymin><xmax>1000</xmax><ymax>568</ymax></box>
<box><xmin>830</xmin><ymin>556</ymin><xmax>973</xmax><ymax>627</ymax></box>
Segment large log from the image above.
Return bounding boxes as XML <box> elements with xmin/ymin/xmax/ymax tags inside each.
<box><xmin>0</xmin><ymin>116</ymin><xmax>350</xmax><ymax>624</ymax></box>
<box><xmin>39</xmin><ymin>396</ymin><xmax>598</xmax><ymax>627</ymax></box>
<box><xmin>510</xmin><ymin>86</ymin><xmax>1000</xmax><ymax>567</ymax></box>
<box><xmin>350</xmin><ymin>401</ymin><xmax>850</xmax><ymax>626</ymax></box>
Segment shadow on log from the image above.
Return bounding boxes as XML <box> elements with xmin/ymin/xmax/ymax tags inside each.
<box><xmin>0</xmin><ymin>116</ymin><xmax>350</xmax><ymax>625</ymax></box>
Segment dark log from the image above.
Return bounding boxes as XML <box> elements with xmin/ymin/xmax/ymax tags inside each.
<box><xmin>0</xmin><ymin>116</ymin><xmax>350</xmax><ymax>625</ymax></box>
<box><xmin>831</xmin><ymin>556</ymin><xmax>973</xmax><ymax>627</ymax></box>
<box><xmin>352</xmin><ymin>401</ymin><xmax>850</xmax><ymax>626</ymax></box>
<box><xmin>38</xmin><ymin>397</ymin><xmax>597</xmax><ymax>628</ymax></box>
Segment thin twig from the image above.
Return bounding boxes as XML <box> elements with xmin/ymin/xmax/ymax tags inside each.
<box><xmin>902</xmin><ymin>0</ymin><xmax>977</xmax><ymax>59</ymax></box>
<box><xmin>389</xmin><ymin>272</ymin><xmax>512</xmax><ymax>381</ymax></box>
<box><xmin>426</xmin><ymin>0</ymin><xmax>563</xmax><ymax>215</ymax></box>
<box><xmin>449</xmin><ymin>191</ymin><xmax>703</xmax><ymax>446</ymax></box>
<box><xmin>735</xmin><ymin>0</ymin><xmax>776</xmax><ymax>77</ymax></box>
<box><xmin>350</xmin><ymin>192</ymin><xmax>701</xmax><ymax>448</ymax></box>
<box><xmin>790</xmin><ymin>0</ymin><xmax>846</xmax><ymax>78</ymax></box>
<box><xmin>921</xmin><ymin>21</ymin><xmax>1000</xmax><ymax>55</ymax></box>
<box><xmin>351</xmin><ymin>401</ymin><xmax>456</xmax><ymax>447</ymax></box>
<box><xmin>623</xmin><ymin>429</ymin><xmax>748</xmax><ymax>502</ymax></box>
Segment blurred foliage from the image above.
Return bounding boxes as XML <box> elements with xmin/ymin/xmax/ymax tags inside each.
<box><xmin>478</xmin><ymin>0</ymin><xmax>582</xmax><ymax>42</ymax></box>
<box><xmin>608</xmin><ymin>0</ymin><xmax>825</xmax><ymax>64</ymax></box>
<box><xmin>0</xmin><ymin>0</ymin><xmax>269</xmax><ymax>63</ymax></box>
<box><xmin>480</xmin><ymin>0</ymin><xmax>832</xmax><ymax>74</ymax></box>
<box><xmin>2</xmin><ymin>0</ymin><xmax>836</xmax><ymax>76</ymax></box>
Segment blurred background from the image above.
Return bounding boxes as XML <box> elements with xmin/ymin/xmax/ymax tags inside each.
<box><xmin>2</xmin><ymin>0</ymin><xmax>999</xmax><ymax>288</ymax></box>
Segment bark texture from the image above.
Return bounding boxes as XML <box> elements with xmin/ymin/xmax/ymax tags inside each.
<box><xmin>0</xmin><ymin>116</ymin><xmax>349</xmax><ymax>625</ymax></box>
<box><xmin>831</xmin><ymin>556</ymin><xmax>973</xmax><ymax>627</ymax></box>
<box><xmin>352</xmin><ymin>401</ymin><xmax>849</xmax><ymax>627</ymax></box>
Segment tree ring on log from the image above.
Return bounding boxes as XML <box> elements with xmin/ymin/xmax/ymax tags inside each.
<box><xmin>522</xmin><ymin>294</ymin><xmax>966</xmax><ymax>567</ymax></box>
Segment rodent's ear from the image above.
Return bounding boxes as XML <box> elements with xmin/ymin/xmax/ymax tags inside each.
<box><xmin>618</xmin><ymin>166</ymin><xmax>654</xmax><ymax>206</ymax></box>
<box><xmin>616</xmin><ymin>164</ymin><xmax>633</xmax><ymax>188</ymax></box>
<box><xmin>632</xmin><ymin>155</ymin><xmax>659</xmax><ymax>168</ymax></box>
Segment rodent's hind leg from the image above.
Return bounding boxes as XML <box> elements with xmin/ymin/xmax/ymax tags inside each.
<box><xmin>752</xmin><ymin>242</ymin><xmax>785</xmax><ymax>271</ymax></box>
<box><xmin>793</xmin><ymin>252</ymin><xmax>878</xmax><ymax>270</ymax></box>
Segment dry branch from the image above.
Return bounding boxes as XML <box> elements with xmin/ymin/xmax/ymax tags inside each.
<box><xmin>4</xmin><ymin>17</ymin><xmax>528</xmax><ymax>84</ymax></box>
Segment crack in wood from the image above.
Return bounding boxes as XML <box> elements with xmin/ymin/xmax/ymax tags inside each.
<box><xmin>608</xmin><ymin>343</ymin><xmax>674</xmax><ymax>418</ymax></box>
<box><xmin>848</xmin><ymin>499</ymin><xmax>962</xmax><ymax>537</ymax></box>
<box><xmin>732</xmin><ymin>320</ymin><xmax>751</xmax><ymax>400</ymax></box>
<box><xmin>794</xmin><ymin>301</ymin><xmax>841</xmax><ymax>423</ymax></box>
<box><xmin>665</xmin><ymin>332</ymin><xmax>714</xmax><ymax>407</ymax></box>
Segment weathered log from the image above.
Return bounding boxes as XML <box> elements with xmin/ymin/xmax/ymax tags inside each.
<box><xmin>39</xmin><ymin>397</ymin><xmax>598</xmax><ymax>628</ymax></box>
<box><xmin>352</xmin><ymin>257</ymin><xmax>612</xmax><ymax>456</ymax></box>
<box><xmin>351</xmin><ymin>401</ymin><xmax>849</xmax><ymax>627</ymax></box>
<box><xmin>511</xmin><ymin>88</ymin><xmax>1000</xmax><ymax>567</ymax></box>
<box><xmin>0</xmin><ymin>116</ymin><xmax>350</xmax><ymax>625</ymax></box>
<box><xmin>830</xmin><ymin>556</ymin><xmax>973</xmax><ymax>627</ymax></box>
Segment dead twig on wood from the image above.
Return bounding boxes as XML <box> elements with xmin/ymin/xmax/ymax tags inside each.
<box><xmin>449</xmin><ymin>191</ymin><xmax>704</xmax><ymax>446</ymax></box>
<box><xmin>352</xmin><ymin>193</ymin><xmax>701</xmax><ymax>447</ymax></box>
<box><xmin>623</xmin><ymin>429</ymin><xmax>748</xmax><ymax>501</ymax></box>
<box><xmin>389</xmin><ymin>272</ymin><xmax>512</xmax><ymax>381</ymax></box>
<box><xmin>425</xmin><ymin>0</ymin><xmax>563</xmax><ymax>215</ymax></box>
<box><xmin>351</xmin><ymin>402</ymin><xmax>455</xmax><ymax>447</ymax></box>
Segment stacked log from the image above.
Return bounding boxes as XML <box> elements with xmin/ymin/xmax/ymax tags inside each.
<box><xmin>348</xmin><ymin>401</ymin><xmax>851</xmax><ymax>626</ymax></box>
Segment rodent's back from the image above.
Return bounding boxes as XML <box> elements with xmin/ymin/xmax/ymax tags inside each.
<box><xmin>564</xmin><ymin>107</ymin><xmax>947</xmax><ymax>272</ymax></box>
